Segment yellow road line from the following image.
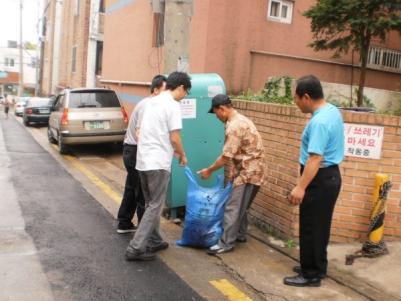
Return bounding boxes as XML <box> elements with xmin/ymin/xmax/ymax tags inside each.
<box><xmin>51</xmin><ymin>145</ymin><xmax>122</xmax><ymax>204</ymax></box>
<box><xmin>64</xmin><ymin>155</ymin><xmax>122</xmax><ymax>204</ymax></box>
<box><xmin>210</xmin><ymin>279</ymin><xmax>252</xmax><ymax>301</ymax></box>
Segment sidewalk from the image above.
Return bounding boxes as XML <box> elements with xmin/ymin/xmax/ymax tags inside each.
<box><xmin>158</xmin><ymin>219</ymin><xmax>381</xmax><ymax>301</ymax></box>
<box><xmin>328</xmin><ymin>240</ymin><xmax>401</xmax><ymax>300</ymax></box>
<box><xmin>237</xmin><ymin>222</ymin><xmax>401</xmax><ymax>301</ymax></box>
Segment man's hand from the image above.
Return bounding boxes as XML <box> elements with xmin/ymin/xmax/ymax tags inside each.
<box><xmin>288</xmin><ymin>185</ymin><xmax>305</xmax><ymax>205</ymax></box>
<box><xmin>179</xmin><ymin>154</ymin><xmax>187</xmax><ymax>166</ymax></box>
<box><xmin>197</xmin><ymin>168</ymin><xmax>212</xmax><ymax>180</ymax></box>
<box><xmin>170</xmin><ymin>130</ymin><xmax>186</xmax><ymax>166</ymax></box>
<box><xmin>288</xmin><ymin>154</ymin><xmax>322</xmax><ymax>206</ymax></box>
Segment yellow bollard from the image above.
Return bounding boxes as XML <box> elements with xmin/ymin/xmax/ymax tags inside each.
<box><xmin>345</xmin><ymin>174</ymin><xmax>391</xmax><ymax>265</ymax></box>
<box><xmin>368</xmin><ymin>174</ymin><xmax>389</xmax><ymax>244</ymax></box>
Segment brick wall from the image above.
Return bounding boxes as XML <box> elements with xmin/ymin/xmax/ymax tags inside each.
<box><xmin>41</xmin><ymin>0</ymin><xmax>56</xmax><ymax>95</ymax></box>
<box><xmin>58</xmin><ymin>0</ymin><xmax>90</xmax><ymax>89</ymax></box>
<box><xmin>233</xmin><ymin>100</ymin><xmax>401</xmax><ymax>243</ymax></box>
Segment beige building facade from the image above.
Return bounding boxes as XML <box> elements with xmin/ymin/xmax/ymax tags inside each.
<box><xmin>101</xmin><ymin>0</ymin><xmax>401</xmax><ymax>111</ymax></box>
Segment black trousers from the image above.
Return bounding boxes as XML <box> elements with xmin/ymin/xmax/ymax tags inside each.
<box><xmin>299</xmin><ymin>164</ymin><xmax>341</xmax><ymax>279</ymax></box>
<box><xmin>117</xmin><ymin>144</ymin><xmax>145</xmax><ymax>228</ymax></box>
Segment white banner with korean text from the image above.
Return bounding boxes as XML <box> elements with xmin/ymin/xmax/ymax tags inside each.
<box><xmin>344</xmin><ymin>123</ymin><xmax>384</xmax><ymax>160</ymax></box>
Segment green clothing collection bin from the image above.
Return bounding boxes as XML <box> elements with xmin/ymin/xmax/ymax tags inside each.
<box><xmin>166</xmin><ymin>73</ymin><xmax>226</xmax><ymax>217</ymax></box>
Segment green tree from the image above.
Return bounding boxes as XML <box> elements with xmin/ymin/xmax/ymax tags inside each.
<box><xmin>24</xmin><ymin>42</ymin><xmax>37</xmax><ymax>50</ymax></box>
<box><xmin>304</xmin><ymin>1</ymin><xmax>401</xmax><ymax>107</ymax></box>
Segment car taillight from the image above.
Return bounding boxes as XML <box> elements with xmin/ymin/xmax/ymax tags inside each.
<box><xmin>121</xmin><ymin>107</ymin><xmax>128</xmax><ymax>124</ymax></box>
<box><xmin>26</xmin><ymin>108</ymin><xmax>33</xmax><ymax>114</ymax></box>
<box><xmin>61</xmin><ymin>108</ymin><xmax>69</xmax><ymax>125</ymax></box>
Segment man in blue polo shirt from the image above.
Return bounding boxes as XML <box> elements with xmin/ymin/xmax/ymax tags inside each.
<box><xmin>284</xmin><ymin>75</ymin><xmax>344</xmax><ymax>287</ymax></box>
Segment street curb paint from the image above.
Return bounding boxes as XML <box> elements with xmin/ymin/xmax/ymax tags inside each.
<box><xmin>54</xmin><ymin>148</ymin><xmax>122</xmax><ymax>204</ymax></box>
<box><xmin>210</xmin><ymin>279</ymin><xmax>252</xmax><ymax>301</ymax></box>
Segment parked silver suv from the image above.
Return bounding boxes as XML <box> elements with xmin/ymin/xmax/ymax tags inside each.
<box><xmin>48</xmin><ymin>88</ymin><xmax>128</xmax><ymax>154</ymax></box>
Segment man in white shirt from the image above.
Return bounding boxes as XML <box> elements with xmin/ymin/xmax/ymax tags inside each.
<box><xmin>117</xmin><ymin>75</ymin><xmax>167</xmax><ymax>233</ymax></box>
<box><xmin>126</xmin><ymin>72</ymin><xmax>191</xmax><ymax>261</ymax></box>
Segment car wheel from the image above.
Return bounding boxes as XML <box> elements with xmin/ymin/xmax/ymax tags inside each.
<box><xmin>23</xmin><ymin>118</ymin><xmax>30</xmax><ymax>127</ymax></box>
<box><xmin>58</xmin><ymin>133</ymin><xmax>68</xmax><ymax>154</ymax></box>
<box><xmin>47</xmin><ymin>126</ymin><xmax>57</xmax><ymax>144</ymax></box>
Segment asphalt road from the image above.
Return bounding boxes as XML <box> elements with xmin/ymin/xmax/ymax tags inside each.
<box><xmin>0</xmin><ymin>116</ymin><xmax>204</xmax><ymax>301</ymax></box>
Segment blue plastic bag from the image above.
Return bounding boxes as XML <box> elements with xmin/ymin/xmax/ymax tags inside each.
<box><xmin>177</xmin><ymin>167</ymin><xmax>232</xmax><ymax>248</ymax></box>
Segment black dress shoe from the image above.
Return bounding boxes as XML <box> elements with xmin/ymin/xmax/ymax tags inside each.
<box><xmin>293</xmin><ymin>266</ymin><xmax>326</xmax><ymax>279</ymax></box>
<box><xmin>293</xmin><ymin>266</ymin><xmax>302</xmax><ymax>274</ymax></box>
<box><xmin>283</xmin><ymin>275</ymin><xmax>321</xmax><ymax>287</ymax></box>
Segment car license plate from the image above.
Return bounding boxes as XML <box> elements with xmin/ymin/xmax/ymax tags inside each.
<box><xmin>40</xmin><ymin>109</ymin><xmax>50</xmax><ymax>114</ymax></box>
<box><xmin>85</xmin><ymin>121</ymin><xmax>109</xmax><ymax>130</ymax></box>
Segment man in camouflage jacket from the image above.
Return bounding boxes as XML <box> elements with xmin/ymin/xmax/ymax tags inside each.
<box><xmin>198</xmin><ymin>94</ymin><xmax>265</xmax><ymax>254</ymax></box>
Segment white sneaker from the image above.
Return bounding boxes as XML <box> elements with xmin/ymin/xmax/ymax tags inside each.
<box><xmin>207</xmin><ymin>244</ymin><xmax>233</xmax><ymax>255</ymax></box>
<box><xmin>209</xmin><ymin>244</ymin><xmax>221</xmax><ymax>251</ymax></box>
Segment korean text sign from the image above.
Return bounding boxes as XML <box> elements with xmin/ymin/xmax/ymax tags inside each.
<box><xmin>344</xmin><ymin>123</ymin><xmax>384</xmax><ymax>159</ymax></box>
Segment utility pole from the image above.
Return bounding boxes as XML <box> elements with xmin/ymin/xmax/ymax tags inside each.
<box><xmin>163</xmin><ymin>0</ymin><xmax>193</xmax><ymax>74</ymax></box>
<box><xmin>18</xmin><ymin>0</ymin><xmax>24</xmax><ymax>97</ymax></box>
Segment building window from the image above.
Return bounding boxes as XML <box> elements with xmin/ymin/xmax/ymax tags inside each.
<box><xmin>72</xmin><ymin>46</ymin><xmax>77</xmax><ymax>73</ymax></box>
<box><xmin>267</xmin><ymin>0</ymin><xmax>293</xmax><ymax>24</ymax></box>
<box><xmin>99</xmin><ymin>0</ymin><xmax>105</xmax><ymax>13</ymax></box>
<box><xmin>152</xmin><ymin>13</ymin><xmax>164</xmax><ymax>47</ymax></box>
<box><xmin>5</xmin><ymin>58</ymin><xmax>15</xmax><ymax>67</ymax></box>
<box><xmin>95</xmin><ymin>41</ymin><xmax>103</xmax><ymax>75</ymax></box>
<box><xmin>368</xmin><ymin>46</ymin><xmax>401</xmax><ymax>73</ymax></box>
<box><xmin>75</xmin><ymin>0</ymin><xmax>80</xmax><ymax>16</ymax></box>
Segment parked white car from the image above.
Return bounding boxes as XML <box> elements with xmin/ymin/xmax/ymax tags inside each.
<box><xmin>14</xmin><ymin>97</ymin><xmax>30</xmax><ymax>116</ymax></box>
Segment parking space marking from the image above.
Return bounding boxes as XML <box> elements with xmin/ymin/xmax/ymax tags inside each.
<box><xmin>210</xmin><ymin>279</ymin><xmax>252</xmax><ymax>301</ymax></box>
<box><xmin>51</xmin><ymin>145</ymin><xmax>122</xmax><ymax>204</ymax></box>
